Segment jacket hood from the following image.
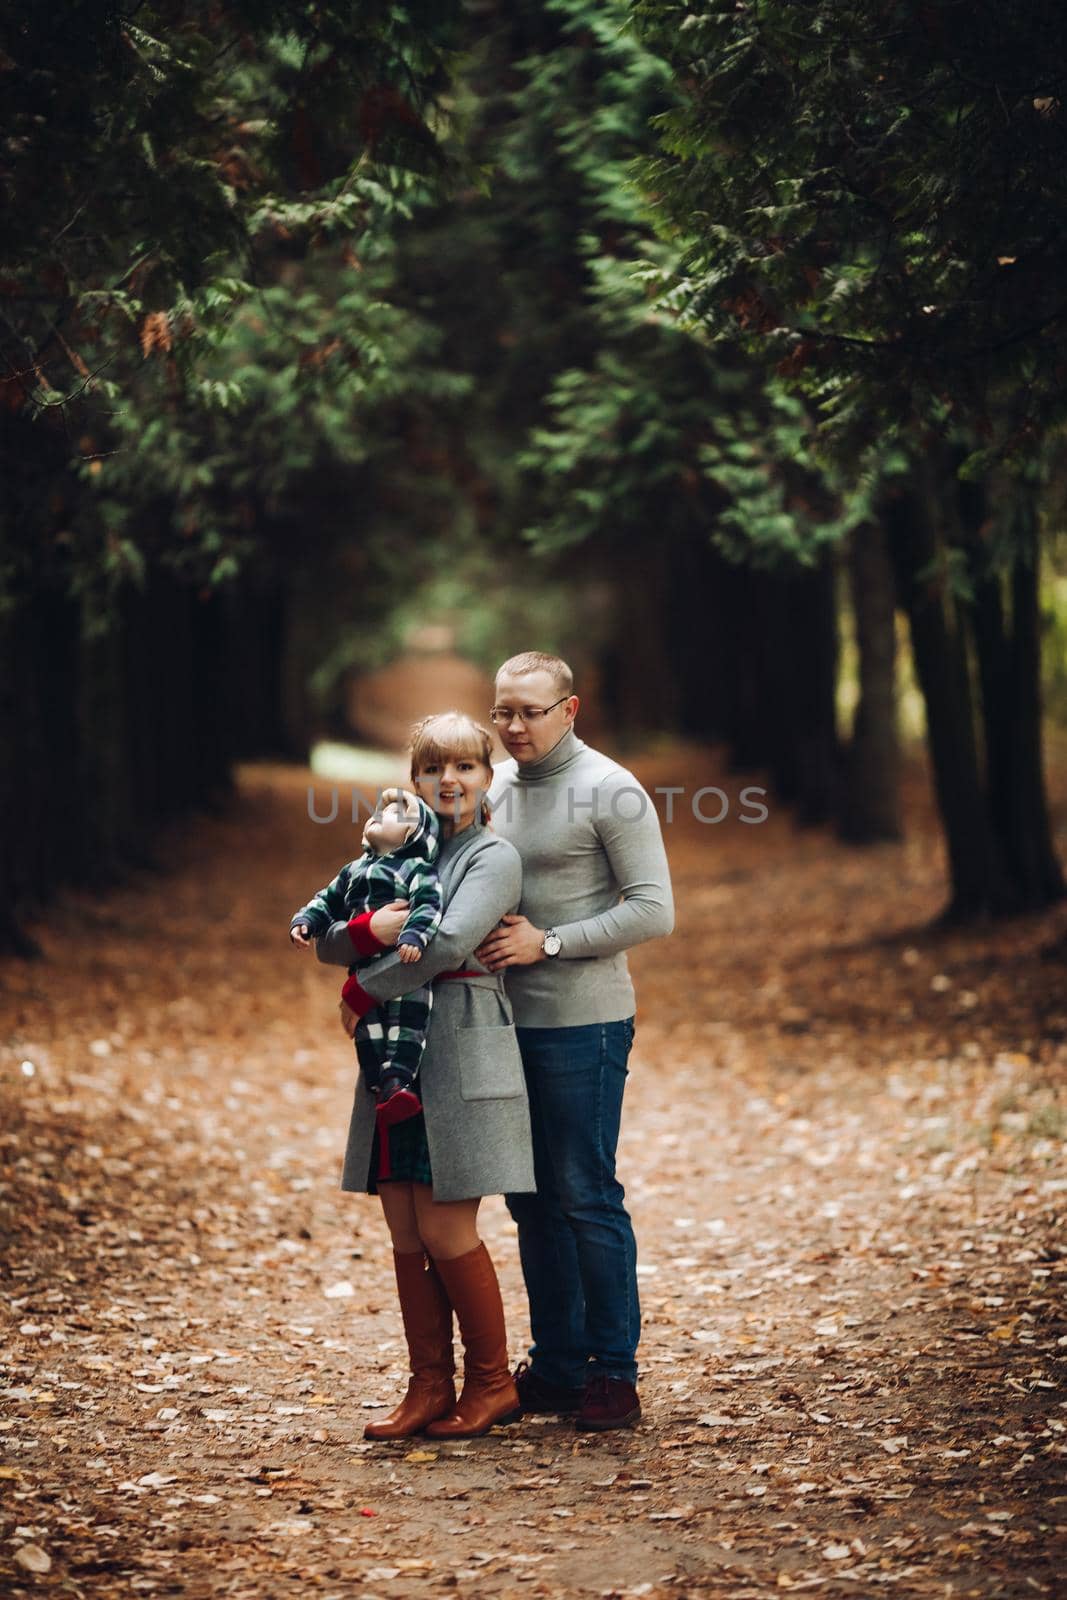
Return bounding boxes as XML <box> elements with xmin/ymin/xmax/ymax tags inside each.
<box><xmin>360</xmin><ymin>791</ymin><xmax>439</xmax><ymax>867</ymax></box>
<box><xmin>396</xmin><ymin>793</ymin><xmax>440</xmax><ymax>864</ymax></box>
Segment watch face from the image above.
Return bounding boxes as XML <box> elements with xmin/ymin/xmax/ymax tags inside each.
<box><xmin>543</xmin><ymin>932</ymin><xmax>562</xmax><ymax>957</ymax></box>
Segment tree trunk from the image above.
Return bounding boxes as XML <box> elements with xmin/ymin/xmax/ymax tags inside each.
<box><xmin>786</xmin><ymin>553</ymin><xmax>840</xmax><ymax>826</ymax></box>
<box><xmin>957</xmin><ymin>470</ymin><xmax>1011</xmax><ymax>855</ymax></box>
<box><xmin>0</xmin><ymin>560</ymin><xmax>287</xmax><ymax>955</ymax></box>
<box><xmin>885</xmin><ymin>474</ymin><xmax>1015</xmax><ymax>921</ymax></box>
<box><xmin>709</xmin><ymin>556</ymin><xmax>838</xmax><ymax>821</ymax></box>
<box><xmin>838</xmin><ymin>521</ymin><xmax>901</xmax><ymax>842</ymax></box>
<box><xmin>754</xmin><ymin>558</ymin><xmax>839</xmax><ymax>824</ymax></box>
<box><xmin>1001</xmin><ymin>485</ymin><xmax>1065</xmax><ymax>905</ymax></box>
<box><xmin>279</xmin><ymin>575</ymin><xmax>325</xmax><ymax>761</ymax></box>
<box><xmin>222</xmin><ymin>579</ymin><xmax>287</xmax><ymax>759</ymax></box>
<box><xmin>0</xmin><ymin>602</ymin><xmax>43</xmax><ymax>956</ymax></box>
<box><xmin>600</xmin><ymin>540</ymin><xmax>680</xmax><ymax>740</ymax></box>
<box><xmin>957</xmin><ymin>471</ymin><xmax>1064</xmax><ymax>910</ymax></box>
<box><xmin>719</xmin><ymin>563</ymin><xmax>767</xmax><ymax>772</ymax></box>
<box><xmin>77</xmin><ymin>600</ymin><xmax>136</xmax><ymax>888</ymax></box>
<box><xmin>668</xmin><ymin>532</ymin><xmax>734</xmax><ymax>745</ymax></box>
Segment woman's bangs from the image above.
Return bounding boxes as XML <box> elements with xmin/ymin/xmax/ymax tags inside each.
<box><xmin>410</xmin><ymin>715</ymin><xmax>491</xmax><ymax>774</ymax></box>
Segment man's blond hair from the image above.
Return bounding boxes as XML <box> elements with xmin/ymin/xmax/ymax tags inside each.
<box><xmin>496</xmin><ymin>652</ymin><xmax>574</xmax><ymax>696</ymax></box>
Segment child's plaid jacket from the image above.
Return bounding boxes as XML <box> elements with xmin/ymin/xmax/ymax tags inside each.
<box><xmin>289</xmin><ymin>795</ymin><xmax>443</xmax><ymax>957</ymax></box>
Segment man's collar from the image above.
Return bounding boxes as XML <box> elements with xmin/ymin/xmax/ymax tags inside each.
<box><xmin>515</xmin><ymin>726</ymin><xmax>585</xmax><ymax>781</ymax></box>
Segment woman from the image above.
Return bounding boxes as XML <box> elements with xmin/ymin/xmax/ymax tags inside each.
<box><xmin>315</xmin><ymin>710</ymin><xmax>535</xmax><ymax>1440</ymax></box>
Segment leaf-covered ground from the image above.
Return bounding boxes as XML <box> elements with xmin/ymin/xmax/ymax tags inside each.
<box><xmin>2</xmin><ymin>742</ymin><xmax>1066</xmax><ymax>1598</ymax></box>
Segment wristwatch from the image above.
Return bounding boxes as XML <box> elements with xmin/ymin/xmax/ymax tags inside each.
<box><xmin>541</xmin><ymin>928</ymin><xmax>562</xmax><ymax>958</ymax></box>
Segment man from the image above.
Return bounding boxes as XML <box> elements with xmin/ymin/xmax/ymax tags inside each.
<box><xmin>475</xmin><ymin>650</ymin><xmax>674</xmax><ymax>1431</ymax></box>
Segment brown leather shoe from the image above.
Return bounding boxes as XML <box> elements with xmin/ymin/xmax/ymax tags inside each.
<box><xmin>425</xmin><ymin>1243</ymin><xmax>521</xmax><ymax>1439</ymax></box>
<box><xmin>513</xmin><ymin>1360</ymin><xmax>585</xmax><ymax>1415</ymax></box>
<box><xmin>364</xmin><ymin>1251</ymin><xmax>456</xmax><ymax>1440</ymax></box>
<box><xmin>576</xmin><ymin>1372</ymin><xmax>641</xmax><ymax>1431</ymax></box>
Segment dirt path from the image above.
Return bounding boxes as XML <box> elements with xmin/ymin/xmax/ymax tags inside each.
<box><xmin>2</xmin><ymin>744</ymin><xmax>1066</xmax><ymax>1599</ymax></box>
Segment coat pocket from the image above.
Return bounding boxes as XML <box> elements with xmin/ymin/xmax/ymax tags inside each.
<box><xmin>455</xmin><ymin>1025</ymin><xmax>526</xmax><ymax>1101</ymax></box>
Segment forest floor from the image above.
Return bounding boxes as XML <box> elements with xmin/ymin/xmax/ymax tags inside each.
<box><xmin>2</xmin><ymin>738</ymin><xmax>1066</xmax><ymax>1599</ymax></box>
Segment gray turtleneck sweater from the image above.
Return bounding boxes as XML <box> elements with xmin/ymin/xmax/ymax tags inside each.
<box><xmin>488</xmin><ymin>728</ymin><xmax>674</xmax><ymax>1027</ymax></box>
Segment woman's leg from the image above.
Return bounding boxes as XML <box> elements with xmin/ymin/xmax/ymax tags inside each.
<box><xmin>364</xmin><ymin>1183</ymin><xmax>455</xmax><ymax>1441</ymax></box>
<box><xmin>412</xmin><ymin>1189</ymin><xmax>520</xmax><ymax>1439</ymax></box>
<box><xmin>378</xmin><ymin>1183</ymin><xmax>421</xmax><ymax>1253</ymax></box>
<box><xmin>411</xmin><ymin>1187</ymin><xmax>481</xmax><ymax>1259</ymax></box>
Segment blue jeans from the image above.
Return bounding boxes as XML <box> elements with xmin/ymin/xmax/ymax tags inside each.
<box><xmin>505</xmin><ymin>1017</ymin><xmax>639</xmax><ymax>1388</ymax></box>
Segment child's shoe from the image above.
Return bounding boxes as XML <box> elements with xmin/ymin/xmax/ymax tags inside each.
<box><xmin>376</xmin><ymin>1068</ymin><xmax>423</xmax><ymax>1128</ymax></box>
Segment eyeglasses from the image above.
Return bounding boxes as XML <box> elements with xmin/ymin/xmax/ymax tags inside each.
<box><xmin>489</xmin><ymin>696</ymin><xmax>569</xmax><ymax>727</ymax></box>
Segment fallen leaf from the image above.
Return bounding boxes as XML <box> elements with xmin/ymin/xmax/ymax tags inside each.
<box><xmin>14</xmin><ymin>1545</ymin><xmax>51</xmax><ymax>1574</ymax></box>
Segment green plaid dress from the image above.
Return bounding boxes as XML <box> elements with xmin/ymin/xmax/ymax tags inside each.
<box><xmin>367</xmin><ymin>1112</ymin><xmax>432</xmax><ymax>1191</ymax></box>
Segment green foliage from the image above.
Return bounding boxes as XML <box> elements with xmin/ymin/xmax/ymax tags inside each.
<box><xmin>476</xmin><ymin>0</ymin><xmax>859</xmax><ymax>574</ymax></box>
<box><xmin>1</xmin><ymin>1</ymin><xmax>466</xmax><ymax>614</ymax></box>
<box><xmin>520</xmin><ymin>312</ymin><xmax>866</xmax><ymax>568</ymax></box>
<box><xmin>627</xmin><ymin>0</ymin><xmax>1067</xmax><ymax>457</ymax></box>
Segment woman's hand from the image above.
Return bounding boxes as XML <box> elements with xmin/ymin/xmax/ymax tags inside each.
<box><xmin>338</xmin><ymin>998</ymin><xmax>358</xmax><ymax>1039</ymax></box>
<box><xmin>369</xmin><ymin>900</ymin><xmax>410</xmax><ymax>946</ymax></box>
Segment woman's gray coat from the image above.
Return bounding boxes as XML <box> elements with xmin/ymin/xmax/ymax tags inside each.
<box><xmin>316</xmin><ymin>819</ymin><xmax>536</xmax><ymax>1202</ymax></box>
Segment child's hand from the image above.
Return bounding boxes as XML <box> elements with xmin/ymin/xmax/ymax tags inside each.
<box><xmin>290</xmin><ymin>924</ymin><xmax>312</xmax><ymax>948</ymax></box>
<box><xmin>399</xmin><ymin>943</ymin><xmax>423</xmax><ymax>964</ymax></box>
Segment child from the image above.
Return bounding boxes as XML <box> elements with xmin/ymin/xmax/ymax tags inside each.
<box><xmin>289</xmin><ymin>788</ymin><xmax>443</xmax><ymax>1165</ymax></box>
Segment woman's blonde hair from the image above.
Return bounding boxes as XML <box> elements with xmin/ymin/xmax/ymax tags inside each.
<box><xmin>409</xmin><ymin>710</ymin><xmax>494</xmax><ymax>825</ymax></box>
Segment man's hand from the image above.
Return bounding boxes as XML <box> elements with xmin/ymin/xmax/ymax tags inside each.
<box><xmin>339</xmin><ymin>998</ymin><xmax>358</xmax><ymax>1039</ymax></box>
<box><xmin>369</xmin><ymin>900</ymin><xmax>410</xmax><ymax>946</ymax></box>
<box><xmin>399</xmin><ymin>943</ymin><xmax>423</xmax><ymax>965</ymax></box>
<box><xmin>290</xmin><ymin>924</ymin><xmax>312</xmax><ymax>948</ymax></box>
<box><xmin>475</xmin><ymin>913</ymin><xmax>546</xmax><ymax>971</ymax></box>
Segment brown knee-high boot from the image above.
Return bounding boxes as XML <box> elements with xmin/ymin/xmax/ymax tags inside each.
<box><xmin>364</xmin><ymin>1250</ymin><xmax>455</xmax><ymax>1440</ymax></box>
<box><xmin>425</xmin><ymin>1242</ymin><xmax>521</xmax><ymax>1439</ymax></box>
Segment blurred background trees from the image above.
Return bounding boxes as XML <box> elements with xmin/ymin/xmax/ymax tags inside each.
<box><xmin>1</xmin><ymin>1</ymin><xmax>467</xmax><ymax>949</ymax></box>
<box><xmin>629</xmin><ymin>0</ymin><xmax>1067</xmax><ymax>916</ymax></box>
<box><xmin>3</xmin><ymin>0</ymin><xmax>1067</xmax><ymax>951</ymax></box>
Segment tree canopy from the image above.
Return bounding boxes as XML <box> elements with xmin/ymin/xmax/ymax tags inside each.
<box><xmin>629</xmin><ymin>0</ymin><xmax>1067</xmax><ymax>464</ymax></box>
<box><xmin>1</xmin><ymin>2</ymin><xmax>465</xmax><ymax>610</ymax></box>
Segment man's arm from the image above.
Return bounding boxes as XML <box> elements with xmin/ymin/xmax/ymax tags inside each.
<box><xmin>552</xmin><ymin>777</ymin><xmax>674</xmax><ymax>959</ymax></box>
<box><xmin>317</xmin><ymin>844</ymin><xmax>521</xmax><ymax>1012</ymax></box>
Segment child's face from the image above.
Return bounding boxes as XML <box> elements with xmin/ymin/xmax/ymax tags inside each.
<box><xmin>363</xmin><ymin>800</ymin><xmax>414</xmax><ymax>854</ymax></box>
<box><xmin>412</xmin><ymin>754</ymin><xmax>491</xmax><ymax>830</ymax></box>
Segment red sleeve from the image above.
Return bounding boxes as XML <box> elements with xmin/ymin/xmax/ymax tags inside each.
<box><xmin>346</xmin><ymin>910</ymin><xmax>388</xmax><ymax>957</ymax></box>
<box><xmin>341</xmin><ymin>973</ymin><xmax>376</xmax><ymax>1017</ymax></box>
